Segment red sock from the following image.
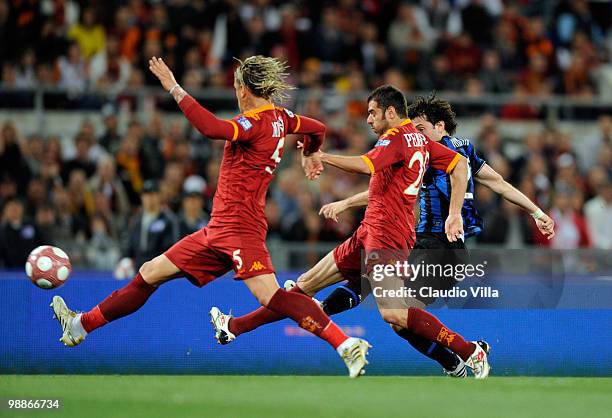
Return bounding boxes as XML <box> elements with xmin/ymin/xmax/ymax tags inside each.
<box><xmin>229</xmin><ymin>286</ymin><xmax>306</xmax><ymax>336</ymax></box>
<box><xmin>406</xmin><ymin>307</ymin><xmax>475</xmax><ymax>361</ymax></box>
<box><xmin>80</xmin><ymin>273</ymin><xmax>156</xmax><ymax>333</ymax></box>
<box><xmin>266</xmin><ymin>289</ymin><xmax>349</xmax><ymax>349</ymax></box>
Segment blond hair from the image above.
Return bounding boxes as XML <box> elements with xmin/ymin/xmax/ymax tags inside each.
<box><xmin>234</xmin><ymin>56</ymin><xmax>295</xmax><ymax>102</ymax></box>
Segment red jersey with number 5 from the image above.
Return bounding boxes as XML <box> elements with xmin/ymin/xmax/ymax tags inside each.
<box><xmin>209</xmin><ymin>104</ymin><xmax>303</xmax><ymax>239</ymax></box>
<box><xmin>360</xmin><ymin>119</ymin><xmax>462</xmax><ymax>249</ymax></box>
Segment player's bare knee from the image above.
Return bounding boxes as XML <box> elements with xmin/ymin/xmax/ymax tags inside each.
<box><xmin>139</xmin><ymin>257</ymin><xmax>165</xmax><ymax>285</ymax></box>
<box><xmin>379</xmin><ymin>309</ymin><xmax>402</xmax><ymax>327</ymax></box>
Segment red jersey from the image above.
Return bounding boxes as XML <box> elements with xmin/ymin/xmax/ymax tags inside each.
<box><xmin>360</xmin><ymin>119</ymin><xmax>461</xmax><ymax>249</ymax></box>
<box><xmin>212</xmin><ymin>104</ymin><xmax>300</xmax><ymax>237</ymax></box>
<box><xmin>179</xmin><ymin>96</ymin><xmax>323</xmax><ymax>241</ymax></box>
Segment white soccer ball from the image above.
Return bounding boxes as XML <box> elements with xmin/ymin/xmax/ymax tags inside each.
<box><xmin>25</xmin><ymin>245</ymin><xmax>72</xmax><ymax>289</ymax></box>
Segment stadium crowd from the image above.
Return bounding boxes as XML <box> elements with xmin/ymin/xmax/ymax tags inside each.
<box><xmin>0</xmin><ymin>0</ymin><xmax>610</xmax><ymax>97</ymax></box>
<box><xmin>1</xmin><ymin>0</ymin><xmax>611</xmax><ymax>269</ymax></box>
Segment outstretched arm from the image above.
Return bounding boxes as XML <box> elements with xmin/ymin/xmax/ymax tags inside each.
<box><xmin>319</xmin><ymin>152</ymin><xmax>372</xmax><ymax>175</ymax></box>
<box><xmin>149</xmin><ymin>57</ymin><xmax>236</xmax><ymax>140</ymax></box>
<box><xmin>475</xmin><ymin>164</ymin><xmax>555</xmax><ymax>239</ymax></box>
<box><xmin>319</xmin><ymin>190</ymin><xmax>369</xmax><ymax>222</ymax></box>
<box><xmin>445</xmin><ymin>156</ymin><xmax>468</xmax><ymax>242</ymax></box>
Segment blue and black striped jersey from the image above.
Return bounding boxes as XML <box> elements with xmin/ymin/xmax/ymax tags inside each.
<box><xmin>417</xmin><ymin>136</ymin><xmax>485</xmax><ymax>238</ymax></box>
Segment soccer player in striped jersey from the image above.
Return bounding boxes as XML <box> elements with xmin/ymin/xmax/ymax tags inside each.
<box><xmin>317</xmin><ymin>95</ymin><xmax>555</xmax><ymax>377</ymax></box>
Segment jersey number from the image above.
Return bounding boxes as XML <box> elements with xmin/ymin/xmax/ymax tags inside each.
<box><xmin>232</xmin><ymin>249</ymin><xmax>243</xmax><ymax>270</ymax></box>
<box><xmin>403</xmin><ymin>151</ymin><xmax>429</xmax><ymax>195</ymax></box>
<box><xmin>265</xmin><ymin>136</ymin><xmax>285</xmax><ymax>174</ymax></box>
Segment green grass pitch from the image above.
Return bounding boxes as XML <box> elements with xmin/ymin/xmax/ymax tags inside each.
<box><xmin>1</xmin><ymin>375</ymin><xmax>610</xmax><ymax>418</ymax></box>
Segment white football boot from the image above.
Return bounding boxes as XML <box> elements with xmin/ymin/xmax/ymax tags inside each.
<box><xmin>465</xmin><ymin>340</ymin><xmax>491</xmax><ymax>379</ymax></box>
<box><xmin>50</xmin><ymin>296</ymin><xmax>86</xmax><ymax>347</ymax></box>
<box><xmin>209</xmin><ymin>307</ymin><xmax>236</xmax><ymax>345</ymax></box>
<box><xmin>337</xmin><ymin>337</ymin><xmax>372</xmax><ymax>378</ymax></box>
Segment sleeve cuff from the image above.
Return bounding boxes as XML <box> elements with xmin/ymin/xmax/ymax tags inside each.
<box><xmin>473</xmin><ymin>161</ymin><xmax>486</xmax><ymax>176</ymax></box>
<box><xmin>361</xmin><ymin>155</ymin><xmax>375</xmax><ymax>174</ymax></box>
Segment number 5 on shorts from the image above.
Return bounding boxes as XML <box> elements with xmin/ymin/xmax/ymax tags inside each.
<box><xmin>233</xmin><ymin>249</ymin><xmax>243</xmax><ymax>270</ymax></box>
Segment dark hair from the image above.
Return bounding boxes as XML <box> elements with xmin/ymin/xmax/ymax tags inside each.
<box><xmin>407</xmin><ymin>94</ymin><xmax>457</xmax><ymax>135</ymax></box>
<box><xmin>367</xmin><ymin>85</ymin><xmax>408</xmax><ymax>118</ymax></box>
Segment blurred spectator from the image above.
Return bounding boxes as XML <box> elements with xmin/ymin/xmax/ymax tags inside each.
<box><xmin>25</xmin><ymin>177</ymin><xmax>47</xmax><ymax>218</ymax></box>
<box><xmin>15</xmin><ymin>49</ymin><xmax>37</xmax><ymax>88</ymax></box>
<box><xmin>178</xmin><ymin>175</ymin><xmax>209</xmax><ymax>237</ymax></box>
<box><xmin>88</xmin><ymin>155</ymin><xmax>130</xmax><ymax>229</ymax></box>
<box><xmin>549</xmin><ymin>188</ymin><xmax>591</xmax><ymax>249</ymax></box>
<box><xmin>478</xmin><ymin>50</ymin><xmax>511</xmax><ymax>93</ymax></box>
<box><xmin>140</xmin><ymin>113</ymin><xmax>166</xmax><ymax>181</ymax></box>
<box><xmin>68</xmin><ymin>7</ymin><xmax>106</xmax><ymax>59</ymax></box>
<box><xmin>98</xmin><ymin>104</ymin><xmax>121</xmax><ymax>154</ymax></box>
<box><xmin>61</xmin><ymin>132</ymin><xmax>95</xmax><ymax>182</ymax></box>
<box><xmin>115</xmin><ymin>123</ymin><xmax>144</xmax><ymax>204</ymax></box>
<box><xmin>555</xmin><ymin>0</ymin><xmax>603</xmax><ymax>48</ymax></box>
<box><xmin>58</xmin><ymin>43</ymin><xmax>88</xmax><ymax>95</ymax></box>
<box><xmin>578</xmin><ymin>115</ymin><xmax>611</xmax><ymax>171</ymax></box>
<box><xmin>122</xmin><ymin>180</ymin><xmax>179</xmax><ymax>271</ymax></box>
<box><xmin>67</xmin><ymin>169</ymin><xmax>95</xmax><ymax>221</ymax></box>
<box><xmin>0</xmin><ymin>121</ymin><xmax>30</xmax><ymax>193</ymax></box>
<box><xmin>86</xmin><ymin>215</ymin><xmax>120</xmax><ymax>270</ymax></box>
<box><xmin>0</xmin><ymin>198</ymin><xmax>43</xmax><ymax>268</ymax></box>
<box><xmin>388</xmin><ymin>3</ymin><xmax>434</xmax><ymax>63</ymax></box>
<box><xmin>584</xmin><ymin>179</ymin><xmax>612</xmax><ymax>250</ymax></box>
<box><xmin>445</xmin><ymin>33</ymin><xmax>482</xmax><ymax>76</ymax></box>
<box><xmin>89</xmin><ymin>35</ymin><xmax>131</xmax><ymax>94</ymax></box>
<box><xmin>460</xmin><ymin>0</ymin><xmax>494</xmax><ymax>46</ymax></box>
<box><xmin>23</xmin><ymin>135</ymin><xmax>45</xmax><ymax>177</ymax></box>
<box><xmin>52</xmin><ymin>186</ymin><xmax>88</xmax><ymax>251</ymax></box>
<box><xmin>34</xmin><ymin>204</ymin><xmax>58</xmax><ymax>245</ymax></box>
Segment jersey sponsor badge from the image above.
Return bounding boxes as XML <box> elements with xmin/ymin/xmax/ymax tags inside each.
<box><xmin>375</xmin><ymin>139</ymin><xmax>391</xmax><ymax>147</ymax></box>
<box><xmin>237</xmin><ymin>116</ymin><xmax>253</xmax><ymax>131</ymax></box>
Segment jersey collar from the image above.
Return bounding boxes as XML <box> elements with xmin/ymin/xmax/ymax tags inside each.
<box><xmin>243</xmin><ymin>103</ymin><xmax>275</xmax><ymax>118</ymax></box>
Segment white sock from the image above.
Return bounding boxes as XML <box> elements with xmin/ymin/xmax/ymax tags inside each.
<box><xmin>336</xmin><ymin>337</ymin><xmax>357</xmax><ymax>356</ymax></box>
<box><xmin>72</xmin><ymin>314</ymin><xmax>88</xmax><ymax>337</ymax></box>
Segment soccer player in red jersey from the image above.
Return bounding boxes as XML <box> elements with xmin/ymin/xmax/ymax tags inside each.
<box><xmin>211</xmin><ymin>85</ymin><xmax>491</xmax><ymax>378</ymax></box>
<box><xmin>50</xmin><ymin>56</ymin><xmax>371</xmax><ymax>378</ymax></box>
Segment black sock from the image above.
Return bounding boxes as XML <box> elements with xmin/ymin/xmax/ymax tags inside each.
<box><xmin>321</xmin><ymin>285</ymin><xmax>361</xmax><ymax>315</ymax></box>
<box><xmin>395</xmin><ymin>328</ymin><xmax>461</xmax><ymax>371</ymax></box>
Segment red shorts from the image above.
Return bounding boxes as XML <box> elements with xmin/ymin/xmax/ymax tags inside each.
<box><xmin>333</xmin><ymin>225</ymin><xmax>409</xmax><ymax>284</ymax></box>
<box><xmin>164</xmin><ymin>225</ymin><xmax>274</xmax><ymax>287</ymax></box>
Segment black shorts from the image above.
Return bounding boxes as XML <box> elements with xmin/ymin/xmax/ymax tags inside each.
<box><xmin>407</xmin><ymin>232</ymin><xmax>469</xmax><ymax>304</ymax></box>
<box><xmin>346</xmin><ymin>232</ymin><xmax>469</xmax><ymax>306</ymax></box>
